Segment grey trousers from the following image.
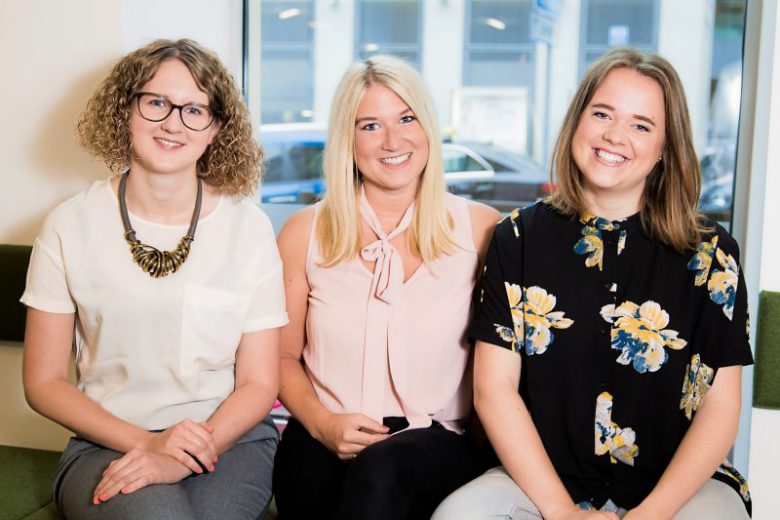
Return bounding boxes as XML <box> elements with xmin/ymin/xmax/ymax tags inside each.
<box><xmin>431</xmin><ymin>466</ymin><xmax>750</xmax><ymax>520</ymax></box>
<box><xmin>53</xmin><ymin>418</ymin><xmax>278</xmax><ymax>520</ymax></box>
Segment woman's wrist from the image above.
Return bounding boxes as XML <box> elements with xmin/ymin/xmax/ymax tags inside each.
<box><xmin>133</xmin><ymin>429</ymin><xmax>156</xmax><ymax>452</ymax></box>
<box><xmin>540</xmin><ymin>499</ymin><xmax>580</xmax><ymax>520</ymax></box>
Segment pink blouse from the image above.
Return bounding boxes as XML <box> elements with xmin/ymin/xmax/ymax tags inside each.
<box><xmin>303</xmin><ymin>191</ymin><xmax>478</xmax><ymax>433</ymax></box>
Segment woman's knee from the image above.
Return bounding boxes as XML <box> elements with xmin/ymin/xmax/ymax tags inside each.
<box><xmin>432</xmin><ymin>467</ymin><xmax>541</xmax><ymax>520</ymax></box>
<box><xmin>673</xmin><ymin>479</ymin><xmax>750</xmax><ymax>520</ymax></box>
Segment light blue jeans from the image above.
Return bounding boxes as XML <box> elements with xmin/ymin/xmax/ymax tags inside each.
<box><xmin>431</xmin><ymin>466</ymin><xmax>750</xmax><ymax>520</ymax></box>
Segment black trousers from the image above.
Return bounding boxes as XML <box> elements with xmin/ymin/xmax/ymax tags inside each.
<box><xmin>272</xmin><ymin>417</ymin><xmax>482</xmax><ymax>520</ymax></box>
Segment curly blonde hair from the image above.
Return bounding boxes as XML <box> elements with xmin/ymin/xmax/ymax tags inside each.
<box><xmin>77</xmin><ymin>39</ymin><xmax>261</xmax><ymax>196</ymax></box>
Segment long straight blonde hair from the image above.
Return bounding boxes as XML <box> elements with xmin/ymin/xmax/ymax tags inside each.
<box><xmin>549</xmin><ymin>48</ymin><xmax>710</xmax><ymax>252</ymax></box>
<box><xmin>316</xmin><ymin>55</ymin><xmax>456</xmax><ymax>266</ymax></box>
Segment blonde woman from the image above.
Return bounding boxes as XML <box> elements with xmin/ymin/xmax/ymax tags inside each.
<box><xmin>272</xmin><ymin>55</ymin><xmax>500</xmax><ymax>520</ymax></box>
<box><xmin>22</xmin><ymin>39</ymin><xmax>286</xmax><ymax>519</ymax></box>
<box><xmin>433</xmin><ymin>48</ymin><xmax>752</xmax><ymax>520</ymax></box>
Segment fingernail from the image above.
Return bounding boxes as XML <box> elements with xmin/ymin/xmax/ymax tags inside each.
<box><xmin>99</xmin><ymin>494</ymin><xmax>107</xmax><ymax>501</ymax></box>
<box><xmin>93</xmin><ymin>497</ymin><xmax>100</xmax><ymax>505</ymax></box>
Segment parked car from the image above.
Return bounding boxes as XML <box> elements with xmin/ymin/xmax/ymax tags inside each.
<box><xmin>258</xmin><ymin>124</ymin><xmax>550</xmax><ymax>211</ymax></box>
<box><xmin>698</xmin><ymin>140</ymin><xmax>737</xmax><ymax>224</ymax></box>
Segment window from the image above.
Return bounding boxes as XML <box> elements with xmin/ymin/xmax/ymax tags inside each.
<box><xmin>260</xmin><ymin>0</ymin><xmax>315</xmax><ymax>124</ymax></box>
<box><xmin>579</xmin><ymin>0</ymin><xmax>659</xmax><ymax>76</ymax></box>
<box><xmin>463</xmin><ymin>0</ymin><xmax>536</xmax><ymax>89</ymax></box>
<box><xmin>355</xmin><ymin>0</ymin><xmax>423</xmax><ymax>67</ymax></box>
<box><xmin>246</xmin><ymin>0</ymin><xmax>747</xmax><ymax>231</ymax></box>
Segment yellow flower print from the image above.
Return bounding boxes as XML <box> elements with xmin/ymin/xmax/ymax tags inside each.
<box><xmin>574</xmin><ymin>225</ymin><xmax>604</xmax><ymax>270</ymax></box>
<box><xmin>494</xmin><ymin>282</ymin><xmax>524</xmax><ymax>352</ymax></box>
<box><xmin>595</xmin><ymin>392</ymin><xmax>639</xmax><ymax>466</ymax></box>
<box><xmin>494</xmin><ymin>285</ymin><xmax>573</xmax><ymax>355</ymax></box>
<box><xmin>574</xmin><ymin>214</ymin><xmax>623</xmax><ymax>271</ymax></box>
<box><xmin>708</xmin><ymin>248</ymin><xmax>738</xmax><ymax>320</ymax></box>
<box><xmin>523</xmin><ymin>286</ymin><xmax>574</xmax><ymax>355</ymax></box>
<box><xmin>679</xmin><ymin>354</ymin><xmax>714</xmax><ymax>420</ymax></box>
<box><xmin>687</xmin><ymin>235</ymin><xmax>719</xmax><ymax>286</ymax></box>
<box><xmin>717</xmin><ymin>459</ymin><xmax>751</xmax><ymax>502</ymax></box>
<box><xmin>607</xmin><ymin>300</ymin><xmax>687</xmax><ymax>373</ymax></box>
<box><xmin>617</xmin><ymin>229</ymin><xmax>627</xmax><ymax>255</ymax></box>
<box><xmin>502</xmin><ymin>208</ymin><xmax>521</xmax><ymax>238</ymax></box>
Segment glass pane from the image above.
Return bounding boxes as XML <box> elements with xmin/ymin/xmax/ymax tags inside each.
<box><xmin>249</xmin><ymin>0</ymin><xmax>747</xmax><ymax>223</ymax></box>
<box><xmin>464</xmin><ymin>50</ymin><xmax>534</xmax><ymax>87</ymax></box>
<box><xmin>469</xmin><ymin>0</ymin><xmax>533</xmax><ymax>44</ymax></box>
<box><xmin>358</xmin><ymin>0</ymin><xmax>420</xmax><ymax>44</ymax></box>
<box><xmin>357</xmin><ymin>48</ymin><xmax>420</xmax><ymax>67</ymax></box>
<box><xmin>701</xmin><ymin>0</ymin><xmax>746</xmax><ymax>228</ymax></box>
<box><xmin>261</xmin><ymin>49</ymin><xmax>314</xmax><ymax>124</ymax></box>
<box><xmin>585</xmin><ymin>0</ymin><xmax>655</xmax><ymax>46</ymax></box>
<box><xmin>261</xmin><ymin>0</ymin><xmax>314</xmax><ymax>43</ymax></box>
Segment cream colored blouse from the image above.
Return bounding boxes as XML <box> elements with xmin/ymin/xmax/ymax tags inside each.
<box><xmin>22</xmin><ymin>179</ymin><xmax>288</xmax><ymax>430</ymax></box>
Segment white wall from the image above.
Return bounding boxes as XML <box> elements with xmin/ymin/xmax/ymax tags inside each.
<box><xmin>422</xmin><ymin>0</ymin><xmax>466</xmax><ymax>129</ymax></box>
<box><xmin>546</xmin><ymin>0</ymin><xmax>581</xmax><ymax>163</ymax></box>
<box><xmin>0</xmin><ymin>0</ymin><xmax>242</xmax><ymax>450</ymax></box>
<box><xmin>657</xmin><ymin>0</ymin><xmax>715</xmax><ymax>153</ymax></box>
<box><xmin>313</xmin><ymin>0</ymin><xmax>356</xmax><ymax>124</ymax></box>
<box><xmin>746</xmin><ymin>0</ymin><xmax>780</xmax><ymax>517</ymax></box>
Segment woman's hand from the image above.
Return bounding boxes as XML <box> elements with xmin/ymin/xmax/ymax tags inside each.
<box><xmin>92</xmin><ymin>449</ymin><xmax>191</xmax><ymax>504</ymax></box>
<box><xmin>142</xmin><ymin>420</ymin><xmax>217</xmax><ymax>473</ymax></box>
<box><xmin>622</xmin><ymin>506</ymin><xmax>658</xmax><ymax>520</ymax></box>
<box><xmin>313</xmin><ymin>412</ymin><xmax>390</xmax><ymax>460</ymax></box>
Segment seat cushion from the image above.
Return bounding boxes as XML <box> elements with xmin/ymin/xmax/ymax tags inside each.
<box><xmin>0</xmin><ymin>445</ymin><xmax>62</xmax><ymax>519</ymax></box>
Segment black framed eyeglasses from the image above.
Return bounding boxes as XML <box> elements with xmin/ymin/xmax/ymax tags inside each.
<box><xmin>133</xmin><ymin>92</ymin><xmax>216</xmax><ymax>131</ymax></box>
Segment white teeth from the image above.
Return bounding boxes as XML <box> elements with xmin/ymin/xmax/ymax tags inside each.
<box><xmin>380</xmin><ymin>153</ymin><xmax>411</xmax><ymax>166</ymax></box>
<box><xmin>596</xmin><ymin>149</ymin><xmax>626</xmax><ymax>164</ymax></box>
<box><xmin>156</xmin><ymin>138</ymin><xmax>182</xmax><ymax>148</ymax></box>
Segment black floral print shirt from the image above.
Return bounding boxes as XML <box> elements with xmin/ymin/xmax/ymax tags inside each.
<box><xmin>470</xmin><ymin>202</ymin><xmax>753</xmax><ymax>513</ymax></box>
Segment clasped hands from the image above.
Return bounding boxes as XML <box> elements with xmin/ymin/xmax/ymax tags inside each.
<box><xmin>92</xmin><ymin>420</ymin><xmax>217</xmax><ymax>505</ymax></box>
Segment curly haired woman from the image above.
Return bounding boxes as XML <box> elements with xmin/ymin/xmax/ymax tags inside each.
<box><xmin>21</xmin><ymin>39</ymin><xmax>287</xmax><ymax>520</ymax></box>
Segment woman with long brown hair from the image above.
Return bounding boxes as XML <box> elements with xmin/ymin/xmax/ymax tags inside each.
<box><xmin>433</xmin><ymin>48</ymin><xmax>752</xmax><ymax>520</ymax></box>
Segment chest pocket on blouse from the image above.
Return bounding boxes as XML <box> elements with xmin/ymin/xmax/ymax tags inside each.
<box><xmin>180</xmin><ymin>284</ymin><xmax>250</xmax><ymax>372</ymax></box>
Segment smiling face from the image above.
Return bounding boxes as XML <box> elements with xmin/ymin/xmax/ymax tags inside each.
<box><xmin>353</xmin><ymin>84</ymin><xmax>429</xmax><ymax>199</ymax></box>
<box><xmin>128</xmin><ymin>58</ymin><xmax>220</xmax><ymax>178</ymax></box>
<box><xmin>572</xmin><ymin>67</ymin><xmax>666</xmax><ymax>216</ymax></box>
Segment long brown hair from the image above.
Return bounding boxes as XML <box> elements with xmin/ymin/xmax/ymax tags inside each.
<box><xmin>549</xmin><ymin>47</ymin><xmax>710</xmax><ymax>252</ymax></box>
<box><xmin>77</xmin><ymin>39</ymin><xmax>261</xmax><ymax>196</ymax></box>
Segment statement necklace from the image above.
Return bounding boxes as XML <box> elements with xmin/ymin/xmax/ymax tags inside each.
<box><xmin>118</xmin><ymin>172</ymin><xmax>203</xmax><ymax>278</ymax></box>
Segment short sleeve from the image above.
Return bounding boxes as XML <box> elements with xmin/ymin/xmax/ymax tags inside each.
<box><xmin>242</xmin><ymin>211</ymin><xmax>288</xmax><ymax>332</ymax></box>
<box><xmin>20</xmin><ymin>215</ymin><xmax>76</xmax><ymax>314</ymax></box>
<box><xmin>469</xmin><ymin>212</ymin><xmax>524</xmax><ymax>353</ymax></box>
<box><xmin>244</xmin><ymin>260</ymin><xmax>288</xmax><ymax>332</ymax></box>
<box><xmin>695</xmin><ymin>230</ymin><xmax>753</xmax><ymax>369</ymax></box>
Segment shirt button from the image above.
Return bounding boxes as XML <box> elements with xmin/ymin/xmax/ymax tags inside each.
<box><xmin>600</xmin><ymin>328</ymin><xmax>608</xmax><ymax>335</ymax></box>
